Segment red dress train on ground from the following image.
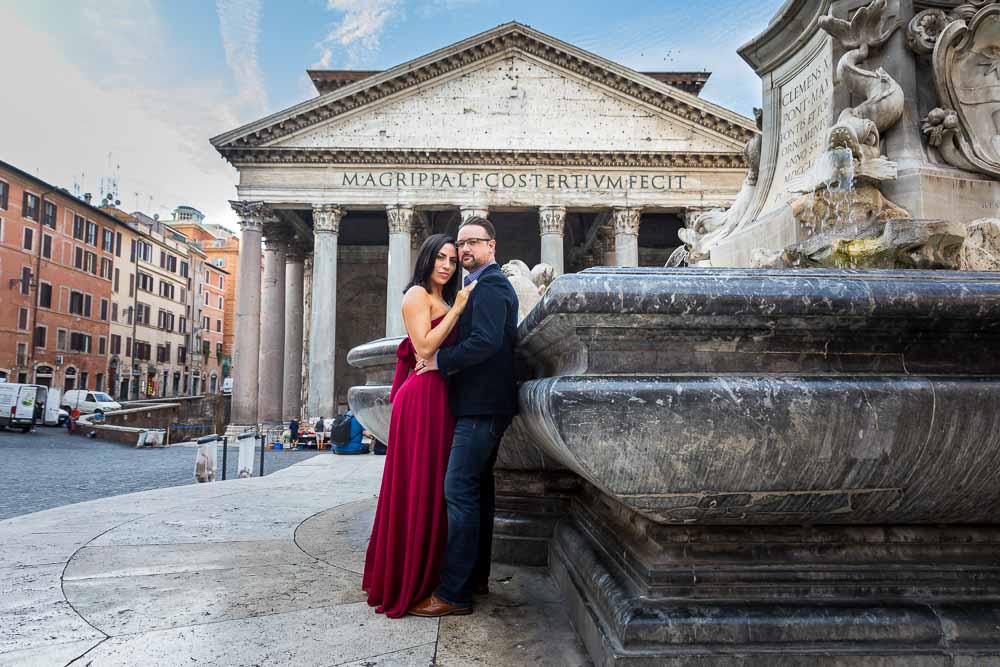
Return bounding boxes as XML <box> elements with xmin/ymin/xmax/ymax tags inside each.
<box><xmin>362</xmin><ymin>318</ymin><xmax>456</xmax><ymax>618</ymax></box>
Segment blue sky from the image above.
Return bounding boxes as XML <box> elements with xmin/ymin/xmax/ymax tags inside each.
<box><xmin>1</xmin><ymin>0</ymin><xmax>785</xmax><ymax>228</ymax></box>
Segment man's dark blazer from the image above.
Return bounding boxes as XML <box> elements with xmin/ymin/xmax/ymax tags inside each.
<box><xmin>437</xmin><ymin>263</ymin><xmax>519</xmax><ymax>417</ymax></box>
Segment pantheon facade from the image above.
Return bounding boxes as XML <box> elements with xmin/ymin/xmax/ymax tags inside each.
<box><xmin>211</xmin><ymin>22</ymin><xmax>756</xmax><ymax>428</ymax></box>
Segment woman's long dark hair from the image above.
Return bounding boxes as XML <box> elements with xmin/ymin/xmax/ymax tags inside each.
<box><xmin>405</xmin><ymin>233</ymin><xmax>460</xmax><ymax>305</ymax></box>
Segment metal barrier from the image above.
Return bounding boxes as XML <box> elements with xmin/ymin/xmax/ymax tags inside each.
<box><xmin>193</xmin><ymin>430</ymin><xmax>266</xmax><ymax>483</ymax></box>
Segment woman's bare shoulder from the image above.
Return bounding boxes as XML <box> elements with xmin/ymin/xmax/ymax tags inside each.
<box><xmin>402</xmin><ymin>285</ymin><xmax>431</xmax><ymax>311</ymax></box>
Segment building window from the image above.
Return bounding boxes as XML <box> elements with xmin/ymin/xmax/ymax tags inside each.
<box><xmin>100</xmin><ymin>298</ymin><xmax>109</xmax><ymax>321</ymax></box>
<box><xmin>69</xmin><ymin>290</ymin><xmax>84</xmax><ymax>315</ymax></box>
<box><xmin>137</xmin><ymin>272</ymin><xmax>154</xmax><ymax>292</ymax></box>
<box><xmin>42</xmin><ymin>233</ymin><xmax>52</xmax><ymax>258</ymax></box>
<box><xmin>137</xmin><ymin>241</ymin><xmax>152</xmax><ymax>262</ymax></box>
<box><xmin>157</xmin><ymin>310</ymin><xmax>175</xmax><ymax>332</ymax></box>
<box><xmin>178</xmin><ymin>346</ymin><xmax>187</xmax><ymax>364</ymax></box>
<box><xmin>16</xmin><ymin>307</ymin><xmax>28</xmax><ymax>331</ymax></box>
<box><xmin>85</xmin><ymin>221</ymin><xmax>98</xmax><ymax>246</ymax></box>
<box><xmin>135</xmin><ymin>302</ymin><xmax>150</xmax><ymax>325</ymax></box>
<box><xmin>126</xmin><ymin>337</ymin><xmax>133</xmax><ymax>357</ymax></box>
<box><xmin>84</xmin><ymin>294</ymin><xmax>92</xmax><ymax>317</ymax></box>
<box><xmin>179</xmin><ymin>317</ymin><xmax>187</xmax><ymax>334</ymax></box>
<box><xmin>204</xmin><ymin>291</ymin><xmax>210</xmax><ymax>305</ymax></box>
<box><xmin>98</xmin><ymin>336</ymin><xmax>107</xmax><ymax>355</ymax></box>
<box><xmin>95</xmin><ymin>372</ymin><xmax>104</xmax><ymax>392</ymax></box>
<box><xmin>56</xmin><ymin>328</ymin><xmax>67</xmax><ymax>351</ymax></box>
<box><xmin>114</xmin><ymin>268</ymin><xmax>120</xmax><ymax>292</ymax></box>
<box><xmin>22</xmin><ymin>192</ymin><xmax>39</xmax><ymax>220</ymax></box>
<box><xmin>115</xmin><ymin>231</ymin><xmax>122</xmax><ymax>257</ymax></box>
<box><xmin>84</xmin><ymin>251</ymin><xmax>97</xmax><ymax>274</ymax></box>
<box><xmin>74</xmin><ymin>246</ymin><xmax>84</xmax><ymax>269</ymax></box>
<box><xmin>69</xmin><ymin>332</ymin><xmax>92</xmax><ymax>353</ymax></box>
<box><xmin>111</xmin><ymin>334</ymin><xmax>122</xmax><ymax>355</ymax></box>
<box><xmin>156</xmin><ymin>344</ymin><xmax>171</xmax><ymax>363</ymax></box>
<box><xmin>38</xmin><ymin>282</ymin><xmax>52</xmax><ymax>308</ymax></box>
<box><xmin>180</xmin><ymin>261</ymin><xmax>189</xmax><ymax>278</ymax></box>
<box><xmin>213</xmin><ymin>258</ymin><xmax>224</xmax><ymax>268</ymax></box>
<box><xmin>20</xmin><ymin>267</ymin><xmax>31</xmax><ymax>295</ymax></box>
<box><xmin>80</xmin><ymin>371</ymin><xmax>89</xmax><ymax>390</ymax></box>
<box><xmin>216</xmin><ymin>342</ymin><xmax>223</xmax><ymax>357</ymax></box>
<box><xmin>218</xmin><ymin>296</ymin><xmax>223</xmax><ymax>309</ymax></box>
<box><xmin>202</xmin><ymin>315</ymin><xmax>210</xmax><ymax>330</ymax></box>
<box><xmin>0</xmin><ymin>180</ymin><xmax>8</xmax><ymax>210</ymax></box>
<box><xmin>102</xmin><ymin>228</ymin><xmax>114</xmax><ymax>251</ymax></box>
<box><xmin>42</xmin><ymin>201</ymin><xmax>57</xmax><ymax>228</ymax></box>
<box><xmin>100</xmin><ymin>257</ymin><xmax>112</xmax><ymax>279</ymax></box>
<box><xmin>22</xmin><ymin>227</ymin><xmax>33</xmax><ymax>251</ymax></box>
<box><xmin>16</xmin><ymin>342</ymin><xmax>27</xmax><ymax>367</ymax></box>
<box><xmin>33</xmin><ymin>325</ymin><xmax>46</xmax><ymax>348</ymax></box>
<box><xmin>111</xmin><ymin>303</ymin><xmax>118</xmax><ymax>321</ymax></box>
<box><xmin>73</xmin><ymin>215</ymin><xmax>86</xmax><ymax>240</ymax></box>
<box><xmin>159</xmin><ymin>281</ymin><xmax>175</xmax><ymax>300</ymax></box>
<box><xmin>218</xmin><ymin>274</ymin><xmax>224</xmax><ymax>289</ymax></box>
<box><xmin>216</xmin><ymin>319</ymin><xmax>221</xmax><ymax>333</ymax></box>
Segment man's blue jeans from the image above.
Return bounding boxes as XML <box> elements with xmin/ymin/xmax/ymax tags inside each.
<box><xmin>435</xmin><ymin>414</ymin><xmax>511</xmax><ymax>606</ymax></box>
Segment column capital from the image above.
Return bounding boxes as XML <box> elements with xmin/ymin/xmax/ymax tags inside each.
<box><xmin>459</xmin><ymin>206</ymin><xmax>489</xmax><ymax>223</ymax></box>
<box><xmin>386</xmin><ymin>205</ymin><xmax>414</xmax><ymax>234</ymax></box>
<box><xmin>230</xmin><ymin>200</ymin><xmax>266</xmax><ymax>232</ymax></box>
<box><xmin>538</xmin><ymin>206</ymin><xmax>566</xmax><ymax>237</ymax></box>
<box><xmin>612</xmin><ymin>207</ymin><xmax>642</xmax><ymax>236</ymax></box>
<box><xmin>312</xmin><ymin>204</ymin><xmax>344</xmax><ymax>235</ymax></box>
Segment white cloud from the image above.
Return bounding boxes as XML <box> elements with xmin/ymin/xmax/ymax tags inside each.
<box><xmin>315</xmin><ymin>0</ymin><xmax>401</xmax><ymax>68</ymax></box>
<box><xmin>0</xmin><ymin>3</ymin><xmax>240</xmax><ymax>230</ymax></box>
<box><xmin>216</xmin><ymin>0</ymin><xmax>269</xmax><ymax>116</ymax></box>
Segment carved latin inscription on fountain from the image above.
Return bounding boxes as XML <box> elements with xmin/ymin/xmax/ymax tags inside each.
<box><xmin>764</xmin><ymin>34</ymin><xmax>835</xmax><ymax>211</ymax></box>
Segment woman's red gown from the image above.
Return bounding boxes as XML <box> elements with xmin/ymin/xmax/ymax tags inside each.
<box><xmin>362</xmin><ymin>318</ymin><xmax>456</xmax><ymax>618</ymax></box>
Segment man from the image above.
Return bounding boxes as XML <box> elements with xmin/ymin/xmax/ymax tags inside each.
<box><xmin>409</xmin><ymin>216</ymin><xmax>518</xmax><ymax>617</ymax></box>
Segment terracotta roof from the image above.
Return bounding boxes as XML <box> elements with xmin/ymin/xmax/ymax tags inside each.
<box><xmin>307</xmin><ymin>69</ymin><xmax>711</xmax><ymax>95</ymax></box>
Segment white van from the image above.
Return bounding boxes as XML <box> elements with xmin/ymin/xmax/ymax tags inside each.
<box><xmin>41</xmin><ymin>387</ymin><xmax>67</xmax><ymax>426</ymax></box>
<box><xmin>61</xmin><ymin>390</ymin><xmax>122</xmax><ymax>416</ymax></box>
<box><xmin>0</xmin><ymin>383</ymin><xmax>47</xmax><ymax>432</ymax></box>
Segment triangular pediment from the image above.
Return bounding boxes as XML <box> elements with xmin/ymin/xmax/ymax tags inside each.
<box><xmin>267</xmin><ymin>53</ymin><xmax>741</xmax><ymax>154</ymax></box>
<box><xmin>211</xmin><ymin>22</ymin><xmax>756</xmax><ymax>160</ymax></box>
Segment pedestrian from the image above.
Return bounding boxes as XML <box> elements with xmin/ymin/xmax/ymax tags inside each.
<box><xmin>315</xmin><ymin>416</ymin><xmax>325</xmax><ymax>447</ymax></box>
<box><xmin>289</xmin><ymin>417</ymin><xmax>299</xmax><ymax>446</ymax></box>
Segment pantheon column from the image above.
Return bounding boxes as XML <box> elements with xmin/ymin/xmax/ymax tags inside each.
<box><xmin>385</xmin><ymin>205</ymin><xmax>413</xmax><ymax>337</ymax></box>
<box><xmin>257</xmin><ymin>225</ymin><xmax>287</xmax><ymax>422</ymax></box>
<box><xmin>612</xmin><ymin>207</ymin><xmax>642</xmax><ymax>267</ymax></box>
<box><xmin>538</xmin><ymin>206</ymin><xmax>566</xmax><ymax>276</ymax></box>
<box><xmin>410</xmin><ymin>212</ymin><xmax>429</xmax><ymax>273</ymax></box>
<box><xmin>282</xmin><ymin>241</ymin><xmax>306</xmax><ymax>420</ymax></box>
<box><xmin>229</xmin><ymin>200</ymin><xmax>265</xmax><ymax>428</ymax></box>
<box><xmin>308</xmin><ymin>204</ymin><xmax>344</xmax><ymax>419</ymax></box>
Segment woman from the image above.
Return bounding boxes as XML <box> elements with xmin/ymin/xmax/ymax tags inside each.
<box><xmin>362</xmin><ymin>233</ymin><xmax>476</xmax><ymax>618</ymax></box>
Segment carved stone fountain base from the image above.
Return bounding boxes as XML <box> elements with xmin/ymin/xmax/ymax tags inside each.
<box><xmin>549</xmin><ymin>483</ymin><xmax>1000</xmax><ymax>665</ymax></box>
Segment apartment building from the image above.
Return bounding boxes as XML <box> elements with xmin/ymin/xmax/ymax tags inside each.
<box><xmin>199</xmin><ymin>261</ymin><xmax>228</xmax><ymax>393</ymax></box>
<box><xmin>167</xmin><ymin>207</ymin><xmax>239</xmax><ymax>366</ymax></box>
<box><xmin>0</xmin><ymin>160</ymin><xmax>119</xmax><ymax>391</ymax></box>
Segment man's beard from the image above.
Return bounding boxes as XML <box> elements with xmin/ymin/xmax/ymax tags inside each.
<box><xmin>462</xmin><ymin>255</ymin><xmax>481</xmax><ymax>270</ymax></box>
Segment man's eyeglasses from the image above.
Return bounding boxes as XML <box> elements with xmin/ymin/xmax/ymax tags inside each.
<box><xmin>456</xmin><ymin>238</ymin><xmax>491</xmax><ymax>249</ymax></box>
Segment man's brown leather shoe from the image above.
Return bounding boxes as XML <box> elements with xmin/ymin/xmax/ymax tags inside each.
<box><xmin>408</xmin><ymin>594</ymin><xmax>473</xmax><ymax>617</ymax></box>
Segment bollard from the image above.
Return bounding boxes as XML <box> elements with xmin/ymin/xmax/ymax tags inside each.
<box><xmin>259</xmin><ymin>432</ymin><xmax>265</xmax><ymax>477</ymax></box>
<box><xmin>221</xmin><ymin>436</ymin><xmax>229</xmax><ymax>481</ymax></box>
<box><xmin>194</xmin><ymin>434</ymin><xmax>220</xmax><ymax>483</ymax></box>
<box><xmin>236</xmin><ymin>432</ymin><xmax>256</xmax><ymax>479</ymax></box>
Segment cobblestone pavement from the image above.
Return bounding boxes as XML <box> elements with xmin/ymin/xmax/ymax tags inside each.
<box><xmin>0</xmin><ymin>427</ymin><xmax>321</xmax><ymax>520</ymax></box>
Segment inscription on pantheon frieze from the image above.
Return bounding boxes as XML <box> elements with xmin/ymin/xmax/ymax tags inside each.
<box><xmin>764</xmin><ymin>35</ymin><xmax>834</xmax><ymax>210</ymax></box>
<box><xmin>339</xmin><ymin>171</ymin><xmax>690</xmax><ymax>192</ymax></box>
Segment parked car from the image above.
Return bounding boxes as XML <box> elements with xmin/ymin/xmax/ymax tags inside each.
<box><xmin>221</xmin><ymin>377</ymin><xmax>233</xmax><ymax>394</ymax></box>
<box><xmin>61</xmin><ymin>390</ymin><xmax>122</xmax><ymax>416</ymax></box>
<box><xmin>0</xmin><ymin>383</ymin><xmax>47</xmax><ymax>432</ymax></box>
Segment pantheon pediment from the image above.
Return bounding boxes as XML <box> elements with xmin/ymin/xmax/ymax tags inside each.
<box><xmin>211</xmin><ymin>22</ymin><xmax>756</xmax><ymax>164</ymax></box>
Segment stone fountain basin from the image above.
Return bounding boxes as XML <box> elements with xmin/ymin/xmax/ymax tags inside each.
<box><xmin>346</xmin><ymin>338</ymin><xmax>561</xmax><ymax>472</ymax></box>
<box><xmin>350</xmin><ymin>267</ymin><xmax>1000</xmax><ymax>525</ymax></box>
